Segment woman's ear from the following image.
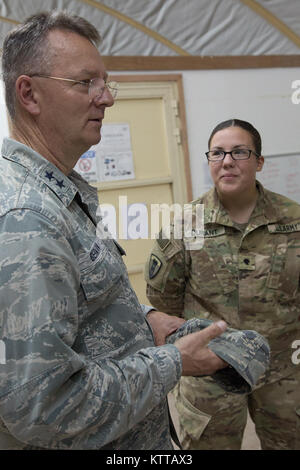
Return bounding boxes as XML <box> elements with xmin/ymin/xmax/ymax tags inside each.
<box><xmin>256</xmin><ymin>155</ymin><xmax>264</xmax><ymax>172</ymax></box>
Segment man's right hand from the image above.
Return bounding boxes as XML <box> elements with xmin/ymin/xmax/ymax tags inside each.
<box><xmin>174</xmin><ymin>321</ymin><xmax>228</xmax><ymax>376</ymax></box>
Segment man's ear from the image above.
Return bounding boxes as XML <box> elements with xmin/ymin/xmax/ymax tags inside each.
<box><xmin>256</xmin><ymin>155</ymin><xmax>264</xmax><ymax>172</ymax></box>
<box><xmin>15</xmin><ymin>75</ymin><xmax>41</xmax><ymax>116</ymax></box>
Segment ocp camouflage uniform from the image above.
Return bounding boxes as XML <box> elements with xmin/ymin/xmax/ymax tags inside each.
<box><xmin>146</xmin><ymin>183</ymin><xmax>300</xmax><ymax>450</ymax></box>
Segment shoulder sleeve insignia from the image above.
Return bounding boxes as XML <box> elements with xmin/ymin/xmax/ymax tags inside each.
<box><xmin>149</xmin><ymin>254</ymin><xmax>162</xmax><ymax>279</ymax></box>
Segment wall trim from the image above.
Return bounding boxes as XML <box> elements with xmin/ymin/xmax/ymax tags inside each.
<box><xmin>103</xmin><ymin>55</ymin><xmax>300</xmax><ymax>71</ymax></box>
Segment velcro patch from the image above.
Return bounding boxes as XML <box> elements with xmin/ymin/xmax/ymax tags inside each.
<box><xmin>268</xmin><ymin>223</ymin><xmax>300</xmax><ymax>233</ymax></box>
<box><xmin>90</xmin><ymin>241</ymin><xmax>101</xmax><ymax>261</ymax></box>
<box><xmin>149</xmin><ymin>254</ymin><xmax>162</xmax><ymax>279</ymax></box>
<box><xmin>203</xmin><ymin>227</ymin><xmax>225</xmax><ymax>237</ymax></box>
<box><xmin>157</xmin><ymin>237</ymin><xmax>171</xmax><ymax>251</ymax></box>
<box><xmin>238</xmin><ymin>254</ymin><xmax>256</xmax><ymax>270</ymax></box>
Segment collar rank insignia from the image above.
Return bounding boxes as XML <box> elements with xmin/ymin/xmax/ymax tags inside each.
<box><xmin>149</xmin><ymin>254</ymin><xmax>162</xmax><ymax>279</ymax></box>
<box><xmin>45</xmin><ymin>170</ymin><xmax>54</xmax><ymax>181</ymax></box>
<box><xmin>56</xmin><ymin>179</ymin><xmax>65</xmax><ymax>189</ymax></box>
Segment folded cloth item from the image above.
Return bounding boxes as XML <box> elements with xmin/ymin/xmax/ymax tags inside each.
<box><xmin>166</xmin><ymin>318</ymin><xmax>270</xmax><ymax>394</ymax></box>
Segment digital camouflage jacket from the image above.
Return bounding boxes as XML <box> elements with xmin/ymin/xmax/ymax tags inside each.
<box><xmin>0</xmin><ymin>138</ymin><xmax>182</xmax><ymax>450</ymax></box>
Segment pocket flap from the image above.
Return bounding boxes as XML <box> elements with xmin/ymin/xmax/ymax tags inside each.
<box><xmin>79</xmin><ymin>239</ymin><xmax>125</xmax><ymax>303</ymax></box>
<box><xmin>174</xmin><ymin>384</ymin><xmax>211</xmax><ymax>441</ymax></box>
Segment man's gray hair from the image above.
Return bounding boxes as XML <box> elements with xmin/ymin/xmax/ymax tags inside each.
<box><xmin>2</xmin><ymin>10</ymin><xmax>101</xmax><ymax>119</ymax></box>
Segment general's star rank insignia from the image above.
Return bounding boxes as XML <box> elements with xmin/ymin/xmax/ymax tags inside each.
<box><xmin>45</xmin><ymin>170</ymin><xmax>54</xmax><ymax>180</ymax></box>
<box><xmin>55</xmin><ymin>179</ymin><xmax>65</xmax><ymax>189</ymax></box>
<box><xmin>149</xmin><ymin>254</ymin><xmax>162</xmax><ymax>279</ymax></box>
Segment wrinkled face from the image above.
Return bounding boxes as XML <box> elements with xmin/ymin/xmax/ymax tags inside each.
<box><xmin>208</xmin><ymin>126</ymin><xmax>264</xmax><ymax>198</ymax></box>
<box><xmin>34</xmin><ymin>29</ymin><xmax>114</xmax><ymax>159</ymax></box>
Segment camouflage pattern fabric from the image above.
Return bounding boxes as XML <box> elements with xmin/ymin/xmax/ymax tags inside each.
<box><xmin>173</xmin><ymin>369</ymin><xmax>300</xmax><ymax>450</ymax></box>
<box><xmin>0</xmin><ymin>138</ymin><xmax>183</xmax><ymax>450</ymax></box>
<box><xmin>167</xmin><ymin>318</ymin><xmax>270</xmax><ymax>394</ymax></box>
<box><xmin>146</xmin><ymin>183</ymin><xmax>300</xmax><ymax>449</ymax></box>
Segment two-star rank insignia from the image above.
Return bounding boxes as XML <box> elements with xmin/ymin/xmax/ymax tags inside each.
<box><xmin>44</xmin><ymin>170</ymin><xmax>65</xmax><ymax>189</ymax></box>
<box><xmin>149</xmin><ymin>254</ymin><xmax>162</xmax><ymax>279</ymax></box>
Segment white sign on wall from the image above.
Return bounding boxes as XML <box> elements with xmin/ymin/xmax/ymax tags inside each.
<box><xmin>74</xmin><ymin>123</ymin><xmax>135</xmax><ymax>183</ymax></box>
<box><xmin>257</xmin><ymin>153</ymin><xmax>300</xmax><ymax>204</ymax></box>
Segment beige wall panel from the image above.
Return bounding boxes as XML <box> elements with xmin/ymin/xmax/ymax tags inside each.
<box><xmin>97</xmin><ymin>182</ymin><xmax>173</xmax><ymax>304</ymax></box>
<box><xmin>107</xmin><ymin>183</ymin><xmax>172</xmax><ymax>253</ymax></box>
<box><xmin>126</xmin><ymin>272</ymin><xmax>149</xmax><ymax>306</ymax></box>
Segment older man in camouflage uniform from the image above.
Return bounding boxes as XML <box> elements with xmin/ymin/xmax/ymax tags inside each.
<box><xmin>146</xmin><ymin>182</ymin><xmax>300</xmax><ymax>450</ymax></box>
<box><xmin>0</xmin><ymin>11</ymin><xmax>260</xmax><ymax>450</ymax></box>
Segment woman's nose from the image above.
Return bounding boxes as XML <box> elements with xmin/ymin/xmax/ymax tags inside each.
<box><xmin>222</xmin><ymin>152</ymin><xmax>235</xmax><ymax>165</ymax></box>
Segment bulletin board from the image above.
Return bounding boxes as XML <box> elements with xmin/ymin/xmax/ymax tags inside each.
<box><xmin>256</xmin><ymin>153</ymin><xmax>300</xmax><ymax>204</ymax></box>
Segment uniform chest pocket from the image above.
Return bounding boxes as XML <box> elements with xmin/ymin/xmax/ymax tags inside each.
<box><xmin>267</xmin><ymin>235</ymin><xmax>300</xmax><ymax>302</ymax></box>
<box><xmin>189</xmin><ymin>237</ymin><xmax>236</xmax><ymax>296</ymax></box>
<box><xmin>79</xmin><ymin>239</ymin><xmax>126</xmax><ymax>306</ymax></box>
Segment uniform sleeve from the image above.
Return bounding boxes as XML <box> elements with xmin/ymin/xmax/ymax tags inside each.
<box><xmin>140</xmin><ymin>304</ymin><xmax>156</xmax><ymax>315</ymax></box>
<box><xmin>0</xmin><ymin>210</ymin><xmax>181</xmax><ymax>449</ymax></box>
<box><xmin>145</xmin><ymin>232</ymin><xmax>188</xmax><ymax>316</ymax></box>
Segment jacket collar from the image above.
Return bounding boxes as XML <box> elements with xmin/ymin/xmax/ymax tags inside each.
<box><xmin>204</xmin><ymin>181</ymin><xmax>280</xmax><ymax>226</ymax></box>
<box><xmin>2</xmin><ymin>137</ymin><xmax>83</xmax><ymax>207</ymax></box>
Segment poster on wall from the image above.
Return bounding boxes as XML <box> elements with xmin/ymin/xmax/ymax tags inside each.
<box><xmin>74</xmin><ymin>123</ymin><xmax>135</xmax><ymax>183</ymax></box>
<box><xmin>257</xmin><ymin>153</ymin><xmax>300</xmax><ymax>204</ymax></box>
<box><xmin>74</xmin><ymin>149</ymin><xmax>98</xmax><ymax>182</ymax></box>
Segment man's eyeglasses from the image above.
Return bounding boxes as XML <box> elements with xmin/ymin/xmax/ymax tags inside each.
<box><xmin>205</xmin><ymin>149</ymin><xmax>259</xmax><ymax>162</ymax></box>
<box><xmin>29</xmin><ymin>74</ymin><xmax>119</xmax><ymax>100</ymax></box>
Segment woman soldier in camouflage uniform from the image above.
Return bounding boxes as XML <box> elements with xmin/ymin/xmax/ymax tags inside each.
<box><xmin>145</xmin><ymin>119</ymin><xmax>300</xmax><ymax>450</ymax></box>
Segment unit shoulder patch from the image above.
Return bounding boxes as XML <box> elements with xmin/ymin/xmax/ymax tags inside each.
<box><xmin>149</xmin><ymin>254</ymin><xmax>162</xmax><ymax>279</ymax></box>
